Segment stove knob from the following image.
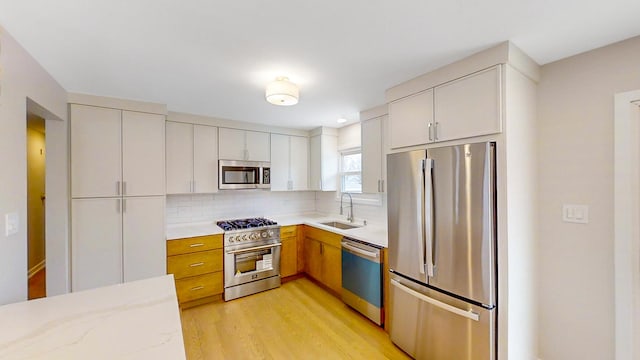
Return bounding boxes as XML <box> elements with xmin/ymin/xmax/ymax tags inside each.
<box><xmin>262</xmin><ymin>231</ymin><xmax>268</xmax><ymax>238</ymax></box>
<box><xmin>228</xmin><ymin>236</ymin><xmax>235</xmax><ymax>243</ymax></box>
<box><xmin>252</xmin><ymin>233</ymin><xmax>258</xmax><ymax>240</ymax></box>
<box><xmin>268</xmin><ymin>230</ymin><xmax>274</xmax><ymax>237</ymax></box>
<box><xmin>242</xmin><ymin>234</ymin><xmax>248</xmax><ymax>241</ymax></box>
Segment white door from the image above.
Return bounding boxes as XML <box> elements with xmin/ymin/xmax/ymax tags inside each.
<box><xmin>361</xmin><ymin>116</ymin><xmax>383</xmax><ymax>193</ymax></box>
<box><xmin>270</xmin><ymin>134</ymin><xmax>290</xmax><ymax>191</ymax></box>
<box><xmin>218</xmin><ymin>128</ymin><xmax>246</xmax><ymax>160</ymax></box>
<box><xmin>122</xmin><ymin>111</ymin><xmax>165</xmax><ymax>196</ymax></box>
<box><xmin>193</xmin><ymin>125</ymin><xmax>219</xmax><ymax>193</ymax></box>
<box><xmin>166</xmin><ymin>121</ymin><xmax>194</xmax><ymax>194</ymax></box>
<box><xmin>389</xmin><ymin>89</ymin><xmax>433</xmax><ymax>149</ymax></box>
<box><xmin>122</xmin><ymin>196</ymin><xmax>166</xmax><ymax>282</ymax></box>
<box><xmin>71</xmin><ymin>198</ymin><xmax>122</xmax><ymax>291</ymax></box>
<box><xmin>71</xmin><ymin>105</ymin><xmax>122</xmax><ymax>198</ymax></box>
<box><xmin>246</xmin><ymin>130</ymin><xmax>270</xmax><ymax>161</ymax></box>
<box><xmin>434</xmin><ymin>66</ymin><xmax>502</xmax><ymax>142</ymax></box>
<box><xmin>290</xmin><ymin>135</ymin><xmax>309</xmax><ymax>190</ymax></box>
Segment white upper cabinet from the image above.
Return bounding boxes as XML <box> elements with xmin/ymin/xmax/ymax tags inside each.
<box><xmin>219</xmin><ymin>128</ymin><xmax>270</xmax><ymax>161</ymax></box>
<box><xmin>122</xmin><ymin>111</ymin><xmax>165</xmax><ymax>196</ymax></box>
<box><xmin>71</xmin><ymin>104</ymin><xmax>165</xmax><ymax>198</ymax></box>
<box><xmin>193</xmin><ymin>125</ymin><xmax>219</xmax><ymax>193</ymax></box>
<box><xmin>166</xmin><ymin>121</ymin><xmax>193</xmax><ymax>194</ymax></box>
<box><xmin>433</xmin><ymin>65</ymin><xmax>502</xmax><ymax>142</ymax></box>
<box><xmin>361</xmin><ymin>115</ymin><xmax>387</xmax><ymax>193</ymax></box>
<box><xmin>388</xmin><ymin>65</ymin><xmax>502</xmax><ymax>149</ymax></box>
<box><xmin>388</xmin><ymin>89</ymin><xmax>433</xmax><ymax>149</ymax></box>
<box><xmin>289</xmin><ymin>135</ymin><xmax>309</xmax><ymax>191</ymax></box>
<box><xmin>71</xmin><ymin>105</ymin><xmax>122</xmax><ymax>198</ymax></box>
<box><xmin>270</xmin><ymin>134</ymin><xmax>290</xmax><ymax>191</ymax></box>
<box><xmin>309</xmin><ymin>133</ymin><xmax>338</xmax><ymax>191</ymax></box>
<box><xmin>270</xmin><ymin>134</ymin><xmax>309</xmax><ymax>191</ymax></box>
<box><xmin>166</xmin><ymin>122</ymin><xmax>218</xmax><ymax>194</ymax></box>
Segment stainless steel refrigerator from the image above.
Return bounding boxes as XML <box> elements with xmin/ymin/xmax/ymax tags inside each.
<box><xmin>387</xmin><ymin>142</ymin><xmax>497</xmax><ymax>360</ymax></box>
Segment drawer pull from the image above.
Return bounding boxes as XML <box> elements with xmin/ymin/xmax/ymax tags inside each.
<box><xmin>190</xmin><ymin>286</ymin><xmax>205</xmax><ymax>291</ymax></box>
<box><xmin>189</xmin><ymin>243</ymin><xmax>205</xmax><ymax>248</ymax></box>
<box><xmin>189</xmin><ymin>262</ymin><xmax>205</xmax><ymax>267</ymax></box>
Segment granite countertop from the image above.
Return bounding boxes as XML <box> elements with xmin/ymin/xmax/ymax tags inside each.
<box><xmin>0</xmin><ymin>275</ymin><xmax>186</xmax><ymax>360</ymax></box>
<box><xmin>167</xmin><ymin>212</ymin><xmax>388</xmax><ymax>248</ymax></box>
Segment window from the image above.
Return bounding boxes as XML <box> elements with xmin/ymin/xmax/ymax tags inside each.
<box><xmin>340</xmin><ymin>149</ymin><xmax>362</xmax><ymax>193</ymax></box>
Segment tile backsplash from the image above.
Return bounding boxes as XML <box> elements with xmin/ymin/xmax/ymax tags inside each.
<box><xmin>166</xmin><ymin>191</ymin><xmax>317</xmax><ymax>224</ymax></box>
<box><xmin>167</xmin><ymin>190</ymin><xmax>387</xmax><ymax>225</ymax></box>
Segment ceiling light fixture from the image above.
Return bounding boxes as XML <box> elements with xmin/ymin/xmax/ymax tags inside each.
<box><xmin>265</xmin><ymin>76</ymin><xmax>299</xmax><ymax>106</ymax></box>
<box><xmin>337</xmin><ymin>118</ymin><xmax>347</xmax><ymax>124</ymax></box>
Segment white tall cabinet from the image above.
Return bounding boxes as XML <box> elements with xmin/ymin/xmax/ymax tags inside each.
<box><xmin>270</xmin><ymin>134</ymin><xmax>309</xmax><ymax>191</ymax></box>
<box><xmin>166</xmin><ymin>121</ymin><xmax>218</xmax><ymax>194</ymax></box>
<box><xmin>218</xmin><ymin>128</ymin><xmax>270</xmax><ymax>161</ymax></box>
<box><xmin>70</xmin><ymin>102</ymin><xmax>166</xmax><ymax>292</ymax></box>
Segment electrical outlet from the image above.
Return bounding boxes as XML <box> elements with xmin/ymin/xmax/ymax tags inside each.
<box><xmin>5</xmin><ymin>212</ymin><xmax>18</xmax><ymax>236</ymax></box>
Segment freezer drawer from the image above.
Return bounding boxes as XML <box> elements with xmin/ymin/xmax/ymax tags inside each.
<box><xmin>389</xmin><ymin>275</ymin><xmax>495</xmax><ymax>360</ymax></box>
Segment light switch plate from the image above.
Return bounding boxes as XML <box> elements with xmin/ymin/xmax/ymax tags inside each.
<box><xmin>5</xmin><ymin>212</ymin><xmax>18</xmax><ymax>236</ymax></box>
<box><xmin>562</xmin><ymin>204</ymin><xmax>589</xmax><ymax>224</ymax></box>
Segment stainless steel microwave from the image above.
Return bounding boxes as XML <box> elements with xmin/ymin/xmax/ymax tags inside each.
<box><xmin>219</xmin><ymin>160</ymin><xmax>271</xmax><ymax>190</ymax></box>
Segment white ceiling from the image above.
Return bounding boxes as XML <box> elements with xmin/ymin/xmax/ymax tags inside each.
<box><xmin>1</xmin><ymin>1</ymin><xmax>639</xmax><ymax>130</ymax></box>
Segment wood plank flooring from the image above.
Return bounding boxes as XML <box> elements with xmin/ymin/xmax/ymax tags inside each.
<box><xmin>180</xmin><ymin>277</ymin><xmax>410</xmax><ymax>359</ymax></box>
<box><xmin>28</xmin><ymin>268</ymin><xmax>46</xmax><ymax>300</ymax></box>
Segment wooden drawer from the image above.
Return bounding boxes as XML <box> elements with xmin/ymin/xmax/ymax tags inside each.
<box><xmin>167</xmin><ymin>234</ymin><xmax>223</xmax><ymax>256</ymax></box>
<box><xmin>175</xmin><ymin>272</ymin><xmax>223</xmax><ymax>303</ymax></box>
<box><xmin>280</xmin><ymin>225</ymin><xmax>298</xmax><ymax>239</ymax></box>
<box><xmin>167</xmin><ymin>249</ymin><xmax>223</xmax><ymax>279</ymax></box>
<box><xmin>303</xmin><ymin>225</ymin><xmax>342</xmax><ymax>248</ymax></box>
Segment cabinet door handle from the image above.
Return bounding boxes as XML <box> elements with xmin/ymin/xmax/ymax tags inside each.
<box><xmin>122</xmin><ymin>181</ymin><xmax>127</xmax><ymax>195</ymax></box>
<box><xmin>189</xmin><ymin>262</ymin><xmax>205</xmax><ymax>267</ymax></box>
<box><xmin>381</xmin><ymin>180</ymin><xmax>384</xmax><ymax>192</ymax></box>
<box><xmin>122</xmin><ymin>199</ymin><xmax>126</xmax><ymax>213</ymax></box>
<box><xmin>189</xmin><ymin>243</ymin><xmax>205</xmax><ymax>248</ymax></box>
<box><xmin>434</xmin><ymin>122</ymin><xmax>440</xmax><ymax>141</ymax></box>
<box><xmin>190</xmin><ymin>286</ymin><xmax>204</xmax><ymax>291</ymax></box>
<box><xmin>193</xmin><ymin>181</ymin><xmax>196</xmax><ymax>193</ymax></box>
<box><xmin>116</xmin><ymin>181</ymin><xmax>121</xmax><ymax>195</ymax></box>
<box><xmin>428</xmin><ymin>123</ymin><xmax>433</xmax><ymax>141</ymax></box>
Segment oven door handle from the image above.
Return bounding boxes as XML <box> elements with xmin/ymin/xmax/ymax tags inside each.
<box><xmin>226</xmin><ymin>242</ymin><xmax>282</xmax><ymax>254</ymax></box>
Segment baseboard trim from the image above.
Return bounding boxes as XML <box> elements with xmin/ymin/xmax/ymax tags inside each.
<box><xmin>28</xmin><ymin>260</ymin><xmax>46</xmax><ymax>279</ymax></box>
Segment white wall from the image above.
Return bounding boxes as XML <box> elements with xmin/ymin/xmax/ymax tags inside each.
<box><xmin>0</xmin><ymin>26</ymin><xmax>67</xmax><ymax>304</ymax></box>
<box><xmin>537</xmin><ymin>35</ymin><xmax>640</xmax><ymax>359</ymax></box>
<box><xmin>167</xmin><ymin>192</ymin><xmax>316</xmax><ymax>224</ymax></box>
<box><xmin>314</xmin><ymin>191</ymin><xmax>387</xmax><ymax>225</ymax></box>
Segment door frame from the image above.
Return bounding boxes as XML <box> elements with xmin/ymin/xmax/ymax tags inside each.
<box><xmin>614</xmin><ymin>89</ymin><xmax>640</xmax><ymax>360</ymax></box>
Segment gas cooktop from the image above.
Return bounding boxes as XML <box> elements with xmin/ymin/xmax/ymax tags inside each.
<box><xmin>216</xmin><ymin>217</ymin><xmax>278</xmax><ymax>231</ymax></box>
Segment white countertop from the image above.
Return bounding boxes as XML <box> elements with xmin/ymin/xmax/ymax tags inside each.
<box><xmin>0</xmin><ymin>275</ymin><xmax>186</xmax><ymax>360</ymax></box>
<box><xmin>167</xmin><ymin>212</ymin><xmax>388</xmax><ymax>248</ymax></box>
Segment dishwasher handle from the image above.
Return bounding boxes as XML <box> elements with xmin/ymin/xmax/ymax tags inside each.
<box><xmin>341</xmin><ymin>239</ymin><xmax>380</xmax><ymax>262</ymax></box>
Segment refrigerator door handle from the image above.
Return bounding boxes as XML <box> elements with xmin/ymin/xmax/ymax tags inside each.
<box><xmin>391</xmin><ymin>279</ymin><xmax>480</xmax><ymax>322</ymax></box>
<box><xmin>424</xmin><ymin>158</ymin><xmax>435</xmax><ymax>277</ymax></box>
<box><xmin>416</xmin><ymin>159</ymin><xmax>426</xmax><ymax>275</ymax></box>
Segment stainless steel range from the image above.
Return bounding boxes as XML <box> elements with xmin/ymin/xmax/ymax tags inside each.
<box><xmin>217</xmin><ymin>217</ymin><xmax>281</xmax><ymax>301</ymax></box>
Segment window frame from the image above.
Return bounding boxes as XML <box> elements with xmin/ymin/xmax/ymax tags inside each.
<box><xmin>336</xmin><ymin>147</ymin><xmax>382</xmax><ymax>206</ymax></box>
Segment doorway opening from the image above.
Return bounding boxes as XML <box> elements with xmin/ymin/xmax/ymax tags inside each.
<box><xmin>27</xmin><ymin>113</ymin><xmax>46</xmax><ymax>300</ymax></box>
<box><xmin>614</xmin><ymin>90</ymin><xmax>640</xmax><ymax>360</ymax></box>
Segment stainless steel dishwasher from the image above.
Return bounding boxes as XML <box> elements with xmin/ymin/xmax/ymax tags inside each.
<box><xmin>341</xmin><ymin>237</ymin><xmax>383</xmax><ymax>325</ymax></box>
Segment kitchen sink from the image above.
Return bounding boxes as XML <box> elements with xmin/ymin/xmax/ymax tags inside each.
<box><xmin>319</xmin><ymin>221</ymin><xmax>362</xmax><ymax>230</ymax></box>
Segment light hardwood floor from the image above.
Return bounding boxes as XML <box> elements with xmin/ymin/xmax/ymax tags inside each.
<box><xmin>180</xmin><ymin>277</ymin><xmax>410</xmax><ymax>359</ymax></box>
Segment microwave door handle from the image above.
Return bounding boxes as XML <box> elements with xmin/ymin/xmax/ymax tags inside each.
<box><xmin>425</xmin><ymin>158</ymin><xmax>435</xmax><ymax>278</ymax></box>
<box><xmin>416</xmin><ymin>159</ymin><xmax>426</xmax><ymax>275</ymax></box>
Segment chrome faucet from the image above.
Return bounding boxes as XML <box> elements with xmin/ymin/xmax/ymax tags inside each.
<box><xmin>340</xmin><ymin>192</ymin><xmax>354</xmax><ymax>223</ymax></box>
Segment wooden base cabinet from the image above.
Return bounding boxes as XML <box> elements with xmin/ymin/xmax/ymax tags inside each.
<box><xmin>167</xmin><ymin>234</ymin><xmax>223</xmax><ymax>308</ymax></box>
<box><xmin>280</xmin><ymin>225</ymin><xmax>299</xmax><ymax>278</ymax></box>
<box><xmin>303</xmin><ymin>226</ymin><xmax>342</xmax><ymax>295</ymax></box>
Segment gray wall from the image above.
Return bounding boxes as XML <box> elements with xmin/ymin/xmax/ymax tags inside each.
<box><xmin>537</xmin><ymin>35</ymin><xmax>640</xmax><ymax>359</ymax></box>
